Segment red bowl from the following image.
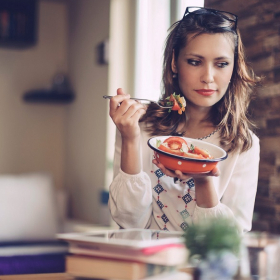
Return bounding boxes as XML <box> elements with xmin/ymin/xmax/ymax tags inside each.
<box><xmin>148</xmin><ymin>136</ymin><xmax>228</xmax><ymax>173</ymax></box>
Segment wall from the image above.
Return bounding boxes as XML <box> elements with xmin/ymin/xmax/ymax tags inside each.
<box><xmin>66</xmin><ymin>0</ymin><xmax>110</xmax><ymax>223</ymax></box>
<box><xmin>0</xmin><ymin>0</ymin><xmax>68</xmax><ymax>190</ymax></box>
<box><xmin>205</xmin><ymin>0</ymin><xmax>280</xmax><ymax>232</ymax></box>
<box><xmin>0</xmin><ymin>0</ymin><xmax>111</xmax><ymax>225</ymax></box>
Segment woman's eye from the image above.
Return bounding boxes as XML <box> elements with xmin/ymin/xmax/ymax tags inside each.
<box><xmin>187</xmin><ymin>59</ymin><xmax>201</xmax><ymax>66</ymax></box>
<box><xmin>217</xmin><ymin>62</ymin><xmax>229</xmax><ymax>68</ymax></box>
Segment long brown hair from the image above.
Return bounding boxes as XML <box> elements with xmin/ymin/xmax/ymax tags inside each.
<box><xmin>140</xmin><ymin>9</ymin><xmax>260</xmax><ymax>153</ymax></box>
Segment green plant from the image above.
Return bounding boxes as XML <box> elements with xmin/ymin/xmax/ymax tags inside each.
<box><xmin>184</xmin><ymin>217</ymin><xmax>241</xmax><ymax>260</ymax></box>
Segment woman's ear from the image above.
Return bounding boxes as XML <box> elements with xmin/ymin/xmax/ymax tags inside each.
<box><xmin>171</xmin><ymin>50</ymin><xmax>177</xmax><ymax>73</ymax></box>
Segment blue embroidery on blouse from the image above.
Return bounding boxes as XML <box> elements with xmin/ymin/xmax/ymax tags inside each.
<box><xmin>156</xmin><ymin>200</ymin><xmax>164</xmax><ymax>209</ymax></box>
<box><xmin>186</xmin><ymin>178</ymin><xmax>195</xmax><ymax>188</ymax></box>
<box><xmin>180</xmin><ymin>209</ymin><xmax>190</xmax><ymax>220</ymax></box>
<box><xmin>153</xmin><ymin>184</ymin><xmax>164</xmax><ymax>194</ymax></box>
<box><xmin>154</xmin><ymin>169</ymin><xmax>164</xmax><ymax>178</ymax></box>
<box><xmin>180</xmin><ymin>222</ymin><xmax>188</xmax><ymax>230</ymax></box>
<box><xmin>182</xmin><ymin>193</ymin><xmax>193</xmax><ymax>204</ymax></box>
<box><xmin>161</xmin><ymin>214</ymin><xmax>169</xmax><ymax>223</ymax></box>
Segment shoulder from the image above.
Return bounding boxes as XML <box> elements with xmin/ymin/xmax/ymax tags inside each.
<box><xmin>249</xmin><ymin>129</ymin><xmax>260</xmax><ymax>152</ymax></box>
<box><xmin>221</xmin><ymin>129</ymin><xmax>260</xmax><ymax>156</ymax></box>
<box><xmin>235</xmin><ymin>130</ymin><xmax>260</xmax><ymax>164</ymax></box>
<box><xmin>235</xmin><ymin>129</ymin><xmax>260</xmax><ymax>156</ymax></box>
<box><xmin>218</xmin><ymin>129</ymin><xmax>259</xmax><ymax>164</ymax></box>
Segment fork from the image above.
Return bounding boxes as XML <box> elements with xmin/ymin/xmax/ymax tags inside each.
<box><xmin>103</xmin><ymin>95</ymin><xmax>172</xmax><ymax>109</ymax></box>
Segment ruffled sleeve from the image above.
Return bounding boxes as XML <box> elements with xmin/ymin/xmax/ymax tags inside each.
<box><xmin>220</xmin><ymin>133</ymin><xmax>260</xmax><ymax>233</ymax></box>
<box><xmin>192</xmin><ymin>133</ymin><xmax>260</xmax><ymax>233</ymax></box>
<box><xmin>192</xmin><ymin>202</ymin><xmax>235</xmax><ymax>222</ymax></box>
<box><xmin>108</xmin><ymin>130</ymin><xmax>153</xmax><ymax>229</ymax></box>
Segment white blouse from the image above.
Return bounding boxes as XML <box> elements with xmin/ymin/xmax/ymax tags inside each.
<box><xmin>109</xmin><ymin>123</ymin><xmax>260</xmax><ymax>233</ymax></box>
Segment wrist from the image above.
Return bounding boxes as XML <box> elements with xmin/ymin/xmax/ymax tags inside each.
<box><xmin>121</xmin><ymin>133</ymin><xmax>140</xmax><ymax>143</ymax></box>
<box><xmin>194</xmin><ymin>177</ymin><xmax>212</xmax><ymax>187</ymax></box>
<box><xmin>121</xmin><ymin>136</ymin><xmax>140</xmax><ymax>147</ymax></box>
<box><xmin>194</xmin><ymin>177</ymin><xmax>219</xmax><ymax>208</ymax></box>
<box><xmin>121</xmin><ymin>136</ymin><xmax>141</xmax><ymax>175</ymax></box>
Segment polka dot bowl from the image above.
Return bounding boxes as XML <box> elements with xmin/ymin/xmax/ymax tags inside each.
<box><xmin>148</xmin><ymin>136</ymin><xmax>228</xmax><ymax>174</ymax></box>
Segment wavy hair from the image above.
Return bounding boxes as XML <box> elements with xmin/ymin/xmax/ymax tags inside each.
<box><xmin>140</xmin><ymin>10</ymin><xmax>260</xmax><ymax>153</ymax></box>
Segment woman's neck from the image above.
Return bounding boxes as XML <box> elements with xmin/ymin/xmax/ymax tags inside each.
<box><xmin>178</xmin><ymin>105</ymin><xmax>216</xmax><ymax>139</ymax></box>
<box><xmin>187</xmin><ymin>105</ymin><xmax>211</xmax><ymax>124</ymax></box>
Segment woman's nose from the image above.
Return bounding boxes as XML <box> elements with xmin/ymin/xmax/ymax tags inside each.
<box><xmin>201</xmin><ymin>66</ymin><xmax>214</xmax><ymax>84</ymax></box>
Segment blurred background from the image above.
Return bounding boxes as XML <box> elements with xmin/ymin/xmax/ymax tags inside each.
<box><xmin>0</xmin><ymin>0</ymin><xmax>279</xmax><ymax>234</ymax></box>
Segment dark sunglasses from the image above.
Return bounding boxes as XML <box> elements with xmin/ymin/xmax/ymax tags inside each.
<box><xmin>184</xmin><ymin>6</ymin><xmax>238</xmax><ymax>30</ymax></box>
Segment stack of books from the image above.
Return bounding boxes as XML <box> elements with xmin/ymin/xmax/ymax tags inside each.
<box><xmin>57</xmin><ymin>228</ymin><xmax>189</xmax><ymax>280</ymax></box>
<box><xmin>0</xmin><ymin>241</ymin><xmax>69</xmax><ymax>275</ymax></box>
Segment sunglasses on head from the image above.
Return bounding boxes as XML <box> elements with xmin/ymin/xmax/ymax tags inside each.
<box><xmin>184</xmin><ymin>6</ymin><xmax>238</xmax><ymax>30</ymax></box>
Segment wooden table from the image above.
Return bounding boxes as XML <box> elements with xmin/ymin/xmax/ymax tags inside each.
<box><xmin>0</xmin><ymin>273</ymin><xmax>74</xmax><ymax>280</ymax></box>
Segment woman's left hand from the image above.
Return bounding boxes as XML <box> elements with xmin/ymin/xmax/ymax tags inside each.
<box><xmin>152</xmin><ymin>159</ymin><xmax>220</xmax><ymax>207</ymax></box>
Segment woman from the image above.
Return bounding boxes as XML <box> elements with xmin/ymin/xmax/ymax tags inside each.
<box><xmin>108</xmin><ymin>7</ymin><xmax>260</xmax><ymax>233</ymax></box>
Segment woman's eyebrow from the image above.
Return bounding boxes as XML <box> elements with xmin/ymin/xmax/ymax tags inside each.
<box><xmin>214</xmin><ymin>56</ymin><xmax>232</xmax><ymax>60</ymax></box>
<box><xmin>185</xmin><ymin>53</ymin><xmax>232</xmax><ymax>60</ymax></box>
<box><xmin>184</xmin><ymin>53</ymin><xmax>204</xmax><ymax>58</ymax></box>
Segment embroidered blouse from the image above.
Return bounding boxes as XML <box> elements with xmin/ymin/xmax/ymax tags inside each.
<box><xmin>108</xmin><ymin>123</ymin><xmax>260</xmax><ymax>233</ymax></box>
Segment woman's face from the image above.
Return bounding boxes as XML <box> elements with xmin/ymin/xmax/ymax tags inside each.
<box><xmin>172</xmin><ymin>33</ymin><xmax>234</xmax><ymax>109</ymax></box>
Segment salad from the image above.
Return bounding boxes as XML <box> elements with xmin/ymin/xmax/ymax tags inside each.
<box><xmin>156</xmin><ymin>136</ymin><xmax>213</xmax><ymax>159</ymax></box>
<box><xmin>165</xmin><ymin>93</ymin><xmax>186</xmax><ymax>114</ymax></box>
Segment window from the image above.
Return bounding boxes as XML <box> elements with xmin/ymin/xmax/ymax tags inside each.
<box><xmin>134</xmin><ymin>0</ymin><xmax>204</xmax><ymax>100</ymax></box>
<box><xmin>134</xmin><ymin>0</ymin><xmax>170</xmax><ymax>100</ymax></box>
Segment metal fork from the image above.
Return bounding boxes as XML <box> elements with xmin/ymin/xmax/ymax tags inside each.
<box><xmin>103</xmin><ymin>95</ymin><xmax>172</xmax><ymax>109</ymax></box>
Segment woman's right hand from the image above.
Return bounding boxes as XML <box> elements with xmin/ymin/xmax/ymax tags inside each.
<box><xmin>109</xmin><ymin>88</ymin><xmax>147</xmax><ymax>142</ymax></box>
<box><xmin>109</xmin><ymin>88</ymin><xmax>147</xmax><ymax>174</ymax></box>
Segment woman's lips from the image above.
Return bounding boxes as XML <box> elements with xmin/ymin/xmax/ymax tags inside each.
<box><xmin>195</xmin><ymin>89</ymin><xmax>217</xmax><ymax>96</ymax></box>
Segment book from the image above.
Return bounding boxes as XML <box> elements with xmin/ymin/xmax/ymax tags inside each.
<box><xmin>0</xmin><ymin>241</ymin><xmax>68</xmax><ymax>275</ymax></box>
<box><xmin>68</xmin><ymin>242</ymin><xmax>187</xmax><ymax>266</ymax></box>
<box><xmin>0</xmin><ymin>253</ymin><xmax>66</xmax><ymax>275</ymax></box>
<box><xmin>57</xmin><ymin>228</ymin><xmax>188</xmax><ymax>266</ymax></box>
<box><xmin>65</xmin><ymin>254</ymin><xmax>176</xmax><ymax>280</ymax></box>
<box><xmin>0</xmin><ymin>241</ymin><xmax>68</xmax><ymax>256</ymax></box>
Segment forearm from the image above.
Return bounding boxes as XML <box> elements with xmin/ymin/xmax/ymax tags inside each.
<box><xmin>121</xmin><ymin>137</ymin><xmax>141</xmax><ymax>174</ymax></box>
<box><xmin>194</xmin><ymin>177</ymin><xmax>219</xmax><ymax>208</ymax></box>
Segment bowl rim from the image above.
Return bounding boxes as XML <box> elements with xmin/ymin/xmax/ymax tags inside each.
<box><xmin>147</xmin><ymin>136</ymin><xmax>228</xmax><ymax>163</ymax></box>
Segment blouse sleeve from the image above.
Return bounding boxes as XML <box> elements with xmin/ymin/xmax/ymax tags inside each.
<box><xmin>108</xmin><ymin>129</ymin><xmax>153</xmax><ymax>229</ymax></box>
<box><xmin>193</xmin><ymin>133</ymin><xmax>260</xmax><ymax>233</ymax></box>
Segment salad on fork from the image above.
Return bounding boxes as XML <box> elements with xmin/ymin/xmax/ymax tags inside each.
<box><xmin>103</xmin><ymin>92</ymin><xmax>186</xmax><ymax>114</ymax></box>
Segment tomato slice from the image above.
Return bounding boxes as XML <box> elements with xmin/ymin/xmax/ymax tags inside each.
<box><xmin>189</xmin><ymin>145</ymin><xmax>213</xmax><ymax>159</ymax></box>
<box><xmin>158</xmin><ymin>144</ymin><xmax>184</xmax><ymax>156</ymax></box>
<box><xmin>158</xmin><ymin>137</ymin><xmax>188</xmax><ymax>156</ymax></box>
<box><xmin>163</xmin><ymin>137</ymin><xmax>188</xmax><ymax>150</ymax></box>
<box><xmin>170</xmin><ymin>94</ymin><xmax>181</xmax><ymax>111</ymax></box>
<box><xmin>193</xmin><ymin>146</ymin><xmax>212</xmax><ymax>159</ymax></box>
